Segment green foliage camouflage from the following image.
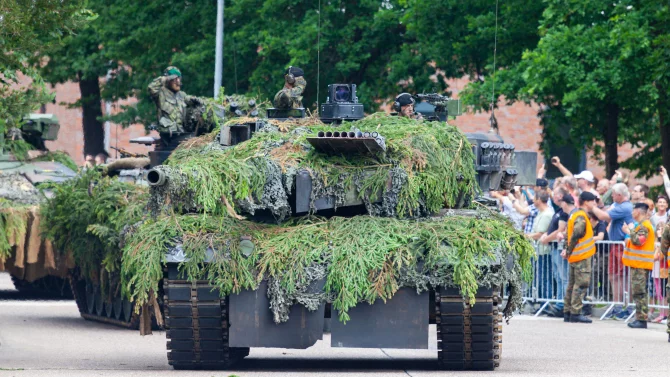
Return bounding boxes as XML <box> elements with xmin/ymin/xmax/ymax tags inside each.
<box><xmin>152</xmin><ymin>113</ymin><xmax>477</xmax><ymax>220</ymax></box>
<box><xmin>0</xmin><ymin>199</ymin><xmax>30</xmax><ymax>262</ymax></box>
<box><xmin>123</xmin><ymin>114</ymin><xmax>533</xmax><ymax>323</ymax></box>
<box><xmin>123</xmin><ymin>212</ymin><xmax>533</xmax><ymax>323</ymax></box>
<box><xmin>4</xmin><ymin>139</ymin><xmax>78</xmax><ymax>172</ymax></box>
<box><xmin>33</xmin><ymin>151</ymin><xmax>78</xmax><ymax>172</ymax></box>
<box><xmin>5</xmin><ymin>139</ymin><xmax>33</xmax><ymax>161</ymax></box>
<box><xmin>40</xmin><ymin>171</ymin><xmax>148</xmax><ymax>282</ymax></box>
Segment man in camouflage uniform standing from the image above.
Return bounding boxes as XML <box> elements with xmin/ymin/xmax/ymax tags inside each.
<box><xmin>659</xmin><ymin>221</ymin><xmax>670</xmax><ymax>342</ymax></box>
<box><xmin>147</xmin><ymin>66</ymin><xmax>203</xmax><ymax>145</ymax></box>
<box><xmin>622</xmin><ymin>202</ymin><xmax>656</xmax><ymax>329</ymax></box>
<box><xmin>273</xmin><ymin>66</ymin><xmax>306</xmax><ymax>109</ymax></box>
<box><xmin>562</xmin><ymin>192</ymin><xmax>597</xmax><ymax>323</ymax></box>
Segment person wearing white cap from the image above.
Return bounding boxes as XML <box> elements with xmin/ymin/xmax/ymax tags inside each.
<box><xmin>574</xmin><ymin>170</ymin><xmax>600</xmax><ymax>198</ymax></box>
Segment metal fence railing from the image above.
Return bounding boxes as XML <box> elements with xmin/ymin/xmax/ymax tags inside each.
<box><xmin>521</xmin><ymin>240</ymin><xmax>668</xmax><ymax>322</ymax></box>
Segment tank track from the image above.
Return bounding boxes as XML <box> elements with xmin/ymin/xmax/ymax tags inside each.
<box><xmin>163</xmin><ymin>265</ymin><xmax>249</xmax><ymax>370</ymax></box>
<box><xmin>435</xmin><ymin>286</ymin><xmax>503</xmax><ymax>371</ymax></box>
<box><xmin>10</xmin><ymin>275</ymin><xmax>73</xmax><ymax>299</ymax></box>
<box><xmin>68</xmin><ymin>272</ymin><xmax>140</xmax><ymax>329</ymax></box>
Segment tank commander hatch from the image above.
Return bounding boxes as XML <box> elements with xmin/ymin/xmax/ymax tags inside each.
<box><xmin>147</xmin><ymin>66</ymin><xmax>204</xmax><ymax>145</ymax></box>
<box><xmin>273</xmin><ymin>66</ymin><xmax>307</xmax><ymax>109</ymax></box>
<box><xmin>393</xmin><ymin>93</ymin><xmax>423</xmax><ymax>120</ymax></box>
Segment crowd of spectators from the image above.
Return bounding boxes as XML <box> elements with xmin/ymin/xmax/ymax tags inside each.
<box><xmin>491</xmin><ymin>157</ymin><xmax>668</xmax><ymax>323</ymax></box>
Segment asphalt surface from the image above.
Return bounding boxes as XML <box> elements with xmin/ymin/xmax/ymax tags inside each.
<box><xmin>0</xmin><ymin>272</ymin><xmax>668</xmax><ymax>377</ymax></box>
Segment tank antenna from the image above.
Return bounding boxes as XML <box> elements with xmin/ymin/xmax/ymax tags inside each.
<box><xmin>488</xmin><ymin>0</ymin><xmax>499</xmax><ymax>135</ymax></box>
<box><xmin>316</xmin><ymin>0</ymin><xmax>321</xmax><ymax>111</ymax></box>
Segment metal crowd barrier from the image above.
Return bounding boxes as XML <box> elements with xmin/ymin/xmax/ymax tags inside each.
<box><xmin>520</xmin><ymin>240</ymin><xmax>668</xmax><ymax>321</ymax></box>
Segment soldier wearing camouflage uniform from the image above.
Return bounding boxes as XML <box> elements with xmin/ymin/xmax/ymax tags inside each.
<box><xmin>659</xmin><ymin>222</ymin><xmax>670</xmax><ymax>342</ymax></box>
<box><xmin>622</xmin><ymin>202</ymin><xmax>655</xmax><ymax>329</ymax></box>
<box><xmin>562</xmin><ymin>192</ymin><xmax>597</xmax><ymax>323</ymax></box>
<box><xmin>273</xmin><ymin>66</ymin><xmax>306</xmax><ymax>109</ymax></box>
<box><xmin>393</xmin><ymin>93</ymin><xmax>423</xmax><ymax>120</ymax></box>
<box><xmin>147</xmin><ymin>66</ymin><xmax>203</xmax><ymax>144</ymax></box>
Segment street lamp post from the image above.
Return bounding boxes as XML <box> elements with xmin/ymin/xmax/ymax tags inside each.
<box><xmin>214</xmin><ymin>0</ymin><xmax>224</xmax><ymax>98</ymax></box>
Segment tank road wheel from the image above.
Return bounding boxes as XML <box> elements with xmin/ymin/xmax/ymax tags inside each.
<box><xmin>122</xmin><ymin>299</ymin><xmax>133</xmax><ymax>323</ymax></box>
<box><xmin>163</xmin><ymin>264</ymin><xmax>249</xmax><ymax>370</ymax></box>
<box><xmin>95</xmin><ymin>289</ymin><xmax>105</xmax><ymax>317</ymax></box>
<box><xmin>68</xmin><ymin>273</ymin><xmax>88</xmax><ymax>315</ymax></box>
<box><xmin>435</xmin><ymin>286</ymin><xmax>502</xmax><ymax>371</ymax></box>
<box><xmin>86</xmin><ymin>283</ymin><xmax>96</xmax><ymax>315</ymax></box>
<box><xmin>113</xmin><ymin>297</ymin><xmax>123</xmax><ymax>321</ymax></box>
<box><xmin>105</xmin><ymin>300</ymin><xmax>114</xmax><ymax>318</ymax></box>
<box><xmin>67</xmin><ymin>271</ymin><xmax>141</xmax><ymax>329</ymax></box>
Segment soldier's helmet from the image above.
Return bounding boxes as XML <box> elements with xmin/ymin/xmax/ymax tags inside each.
<box><xmin>284</xmin><ymin>66</ymin><xmax>304</xmax><ymax>85</ymax></box>
<box><xmin>163</xmin><ymin>66</ymin><xmax>182</xmax><ymax>79</ymax></box>
<box><xmin>393</xmin><ymin>93</ymin><xmax>415</xmax><ymax>112</ymax></box>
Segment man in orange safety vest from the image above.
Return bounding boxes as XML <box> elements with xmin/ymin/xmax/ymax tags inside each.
<box><xmin>562</xmin><ymin>192</ymin><xmax>598</xmax><ymax>323</ymax></box>
<box><xmin>622</xmin><ymin>202</ymin><xmax>655</xmax><ymax>329</ymax></box>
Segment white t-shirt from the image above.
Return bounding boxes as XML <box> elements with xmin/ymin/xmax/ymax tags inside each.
<box><xmin>501</xmin><ymin>197</ymin><xmax>525</xmax><ymax>231</ymax></box>
<box><xmin>650</xmin><ymin>211</ymin><xmax>668</xmax><ymax>228</ymax></box>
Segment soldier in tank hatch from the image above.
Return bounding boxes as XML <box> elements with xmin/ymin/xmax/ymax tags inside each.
<box><xmin>147</xmin><ymin>66</ymin><xmax>204</xmax><ymax>145</ymax></box>
<box><xmin>273</xmin><ymin>66</ymin><xmax>306</xmax><ymax>109</ymax></box>
<box><xmin>393</xmin><ymin>93</ymin><xmax>422</xmax><ymax>120</ymax></box>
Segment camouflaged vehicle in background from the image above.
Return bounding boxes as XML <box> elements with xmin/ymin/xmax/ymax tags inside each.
<box><xmin>127</xmin><ymin>85</ymin><xmax>538</xmax><ymax>372</ymax></box>
<box><xmin>0</xmin><ymin>114</ymin><xmax>77</xmax><ymax>298</ymax></box>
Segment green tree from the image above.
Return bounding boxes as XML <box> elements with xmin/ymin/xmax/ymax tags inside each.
<box><xmin>1</xmin><ymin>0</ymin><xmax>90</xmax><ymax>134</ymax></box>
<box><xmin>463</xmin><ymin>0</ymin><xmax>667</xmax><ymax>179</ymax></box>
<box><xmin>520</xmin><ymin>0</ymin><xmax>654</xmax><ymax>177</ymax></box>
<box><xmin>40</xmin><ymin>19</ymin><xmax>111</xmax><ymax>156</ymax></box>
<box><xmin>93</xmin><ymin>0</ymin><xmax>416</xmax><ymax>126</ymax></box>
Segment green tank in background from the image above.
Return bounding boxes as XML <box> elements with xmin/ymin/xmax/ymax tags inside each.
<box><xmin>123</xmin><ymin>87</ymin><xmax>538</xmax><ymax>371</ymax></box>
<box><xmin>1</xmin><ymin>114</ymin><xmax>77</xmax><ymax>298</ymax></box>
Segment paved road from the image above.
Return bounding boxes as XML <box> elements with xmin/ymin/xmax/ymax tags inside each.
<box><xmin>0</xmin><ymin>272</ymin><xmax>667</xmax><ymax>377</ymax></box>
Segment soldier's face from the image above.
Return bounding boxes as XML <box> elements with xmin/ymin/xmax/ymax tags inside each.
<box><xmin>400</xmin><ymin>104</ymin><xmax>414</xmax><ymax>117</ymax></box>
<box><xmin>168</xmin><ymin>77</ymin><xmax>182</xmax><ymax>92</ymax></box>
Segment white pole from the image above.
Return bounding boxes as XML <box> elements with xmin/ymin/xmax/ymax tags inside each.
<box><xmin>104</xmin><ymin>69</ymin><xmax>112</xmax><ymax>155</ymax></box>
<box><xmin>214</xmin><ymin>0</ymin><xmax>224</xmax><ymax>98</ymax></box>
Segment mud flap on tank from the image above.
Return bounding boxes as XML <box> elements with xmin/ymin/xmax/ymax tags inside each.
<box><xmin>228</xmin><ymin>280</ymin><xmax>326</xmax><ymax>349</ymax></box>
<box><xmin>330</xmin><ymin>287</ymin><xmax>429</xmax><ymax>349</ymax></box>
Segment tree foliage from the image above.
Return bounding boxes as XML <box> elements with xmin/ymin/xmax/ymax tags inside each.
<box><xmin>461</xmin><ymin>0</ymin><xmax>670</xmax><ymax>178</ymax></box>
<box><xmin>0</xmin><ymin>0</ymin><xmax>91</xmax><ymax>133</ymax></box>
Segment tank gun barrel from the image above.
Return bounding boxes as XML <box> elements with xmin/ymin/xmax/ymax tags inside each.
<box><xmin>147</xmin><ymin>168</ymin><xmax>167</xmax><ymax>187</ymax></box>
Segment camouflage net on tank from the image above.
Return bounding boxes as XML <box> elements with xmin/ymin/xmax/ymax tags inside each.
<box><xmin>121</xmin><ymin>113</ymin><xmax>534</xmax><ymax>324</ymax></box>
<box><xmin>150</xmin><ymin>113</ymin><xmax>478</xmax><ymax>221</ymax></box>
<box><xmin>123</xmin><ymin>210</ymin><xmax>533</xmax><ymax>324</ymax></box>
<box><xmin>0</xmin><ymin>198</ymin><xmax>30</xmax><ymax>262</ymax></box>
<box><xmin>40</xmin><ymin>171</ymin><xmax>148</xmax><ymax>281</ymax></box>
<box><xmin>0</xmin><ymin>172</ymin><xmax>45</xmax><ymax>262</ymax></box>
<box><xmin>35</xmin><ymin>113</ymin><xmax>533</xmax><ymax>326</ymax></box>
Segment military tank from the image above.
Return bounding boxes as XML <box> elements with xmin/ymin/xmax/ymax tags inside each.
<box><xmin>119</xmin><ymin>85</ymin><xmax>537</xmax><ymax>371</ymax></box>
<box><xmin>0</xmin><ymin>114</ymin><xmax>78</xmax><ymax>298</ymax></box>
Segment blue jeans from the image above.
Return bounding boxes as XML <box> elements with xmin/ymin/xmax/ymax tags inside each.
<box><xmin>551</xmin><ymin>244</ymin><xmax>569</xmax><ymax>310</ymax></box>
<box><xmin>536</xmin><ymin>254</ymin><xmax>553</xmax><ymax>299</ymax></box>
